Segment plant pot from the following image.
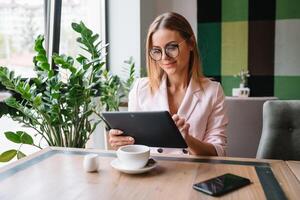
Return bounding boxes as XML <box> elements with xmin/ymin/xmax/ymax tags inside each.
<box><xmin>232</xmin><ymin>87</ymin><xmax>250</xmax><ymax>97</ymax></box>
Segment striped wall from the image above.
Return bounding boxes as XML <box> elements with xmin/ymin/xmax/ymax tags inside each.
<box><xmin>197</xmin><ymin>0</ymin><xmax>300</xmax><ymax>99</ymax></box>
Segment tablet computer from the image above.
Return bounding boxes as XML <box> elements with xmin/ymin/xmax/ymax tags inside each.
<box><xmin>101</xmin><ymin>111</ymin><xmax>187</xmax><ymax>148</ymax></box>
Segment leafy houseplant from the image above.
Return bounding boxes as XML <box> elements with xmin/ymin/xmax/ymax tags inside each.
<box><xmin>0</xmin><ymin>22</ymin><xmax>135</xmax><ymax>162</ymax></box>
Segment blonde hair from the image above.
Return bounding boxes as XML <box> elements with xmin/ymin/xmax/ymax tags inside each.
<box><xmin>146</xmin><ymin>12</ymin><xmax>204</xmax><ymax>93</ymax></box>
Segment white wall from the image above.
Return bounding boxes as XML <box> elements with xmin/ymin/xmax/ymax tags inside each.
<box><xmin>153</xmin><ymin>0</ymin><xmax>197</xmax><ymax>38</ymax></box>
<box><xmin>107</xmin><ymin>0</ymin><xmax>141</xmax><ymax>79</ymax></box>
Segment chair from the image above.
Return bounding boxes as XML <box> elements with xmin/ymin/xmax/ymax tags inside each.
<box><xmin>225</xmin><ymin>97</ymin><xmax>277</xmax><ymax>158</ymax></box>
<box><xmin>256</xmin><ymin>100</ymin><xmax>300</xmax><ymax>160</ymax></box>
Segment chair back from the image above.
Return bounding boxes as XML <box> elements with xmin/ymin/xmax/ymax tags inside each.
<box><xmin>256</xmin><ymin>100</ymin><xmax>300</xmax><ymax>160</ymax></box>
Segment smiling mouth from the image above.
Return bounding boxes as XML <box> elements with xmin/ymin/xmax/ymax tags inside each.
<box><xmin>162</xmin><ymin>61</ymin><xmax>176</xmax><ymax>67</ymax></box>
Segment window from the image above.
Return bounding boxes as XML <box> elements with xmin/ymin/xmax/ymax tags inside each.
<box><xmin>0</xmin><ymin>0</ymin><xmax>45</xmax><ymax>77</ymax></box>
<box><xmin>60</xmin><ymin>0</ymin><xmax>106</xmax><ymax>58</ymax></box>
<box><xmin>0</xmin><ymin>0</ymin><xmax>106</xmax><ymax>77</ymax></box>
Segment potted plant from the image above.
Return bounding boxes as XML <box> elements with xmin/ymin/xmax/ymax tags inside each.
<box><xmin>232</xmin><ymin>69</ymin><xmax>250</xmax><ymax>97</ymax></box>
<box><xmin>0</xmin><ymin>22</ymin><xmax>135</xmax><ymax>162</ymax></box>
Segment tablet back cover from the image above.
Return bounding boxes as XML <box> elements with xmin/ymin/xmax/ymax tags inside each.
<box><xmin>102</xmin><ymin>111</ymin><xmax>187</xmax><ymax>148</ymax></box>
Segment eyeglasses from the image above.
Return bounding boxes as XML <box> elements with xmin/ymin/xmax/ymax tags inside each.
<box><xmin>149</xmin><ymin>39</ymin><xmax>186</xmax><ymax>61</ymax></box>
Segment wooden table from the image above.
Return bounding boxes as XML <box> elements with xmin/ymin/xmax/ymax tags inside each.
<box><xmin>286</xmin><ymin>161</ymin><xmax>300</xmax><ymax>183</ymax></box>
<box><xmin>0</xmin><ymin>147</ymin><xmax>299</xmax><ymax>200</ymax></box>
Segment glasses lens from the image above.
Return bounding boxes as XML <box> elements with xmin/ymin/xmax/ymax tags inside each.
<box><xmin>150</xmin><ymin>48</ymin><xmax>162</xmax><ymax>61</ymax></box>
<box><xmin>165</xmin><ymin>44</ymin><xmax>179</xmax><ymax>58</ymax></box>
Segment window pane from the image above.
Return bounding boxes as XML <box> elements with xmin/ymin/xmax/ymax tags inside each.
<box><xmin>0</xmin><ymin>0</ymin><xmax>45</xmax><ymax>77</ymax></box>
<box><xmin>60</xmin><ymin>0</ymin><xmax>105</xmax><ymax>58</ymax></box>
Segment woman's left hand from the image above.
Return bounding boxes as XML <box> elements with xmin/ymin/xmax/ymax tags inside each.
<box><xmin>172</xmin><ymin>114</ymin><xmax>190</xmax><ymax>139</ymax></box>
<box><xmin>172</xmin><ymin>114</ymin><xmax>218</xmax><ymax>156</ymax></box>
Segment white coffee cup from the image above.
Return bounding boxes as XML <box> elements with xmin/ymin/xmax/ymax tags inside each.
<box><xmin>117</xmin><ymin>145</ymin><xmax>150</xmax><ymax>170</ymax></box>
<box><xmin>83</xmin><ymin>154</ymin><xmax>99</xmax><ymax>172</ymax></box>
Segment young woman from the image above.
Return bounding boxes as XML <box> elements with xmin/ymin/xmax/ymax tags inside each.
<box><xmin>109</xmin><ymin>12</ymin><xmax>228</xmax><ymax>156</ymax></box>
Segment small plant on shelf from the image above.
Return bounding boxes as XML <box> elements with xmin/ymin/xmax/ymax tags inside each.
<box><xmin>234</xmin><ymin>68</ymin><xmax>250</xmax><ymax>88</ymax></box>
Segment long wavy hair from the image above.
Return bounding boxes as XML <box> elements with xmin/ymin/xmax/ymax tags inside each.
<box><xmin>146</xmin><ymin>12</ymin><xmax>204</xmax><ymax>93</ymax></box>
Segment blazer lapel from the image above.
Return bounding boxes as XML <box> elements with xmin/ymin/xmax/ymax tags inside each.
<box><xmin>177</xmin><ymin>79</ymin><xmax>202</xmax><ymax>121</ymax></box>
<box><xmin>153</xmin><ymin>75</ymin><xmax>170</xmax><ymax>111</ymax></box>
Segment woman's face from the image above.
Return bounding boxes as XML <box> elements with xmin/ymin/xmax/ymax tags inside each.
<box><xmin>151</xmin><ymin>29</ymin><xmax>192</xmax><ymax>77</ymax></box>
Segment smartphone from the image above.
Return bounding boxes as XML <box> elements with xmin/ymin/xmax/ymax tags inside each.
<box><xmin>193</xmin><ymin>173</ymin><xmax>251</xmax><ymax>196</ymax></box>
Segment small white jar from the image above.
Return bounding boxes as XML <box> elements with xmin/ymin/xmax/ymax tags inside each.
<box><xmin>83</xmin><ymin>154</ymin><xmax>99</xmax><ymax>172</ymax></box>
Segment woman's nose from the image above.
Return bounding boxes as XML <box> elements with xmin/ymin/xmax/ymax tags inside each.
<box><xmin>161</xmin><ymin>50</ymin><xmax>170</xmax><ymax>60</ymax></box>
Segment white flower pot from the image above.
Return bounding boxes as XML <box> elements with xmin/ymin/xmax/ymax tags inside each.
<box><xmin>232</xmin><ymin>87</ymin><xmax>250</xmax><ymax>97</ymax></box>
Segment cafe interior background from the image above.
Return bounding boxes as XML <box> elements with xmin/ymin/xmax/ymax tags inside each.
<box><xmin>0</xmin><ymin>0</ymin><xmax>299</xmax><ymax>166</ymax></box>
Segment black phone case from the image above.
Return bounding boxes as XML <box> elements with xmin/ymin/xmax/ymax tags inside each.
<box><xmin>193</xmin><ymin>173</ymin><xmax>251</xmax><ymax>196</ymax></box>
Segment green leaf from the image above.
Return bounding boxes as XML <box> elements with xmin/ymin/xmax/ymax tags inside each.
<box><xmin>76</xmin><ymin>54</ymin><xmax>87</xmax><ymax>64</ymax></box>
<box><xmin>71</xmin><ymin>22</ymin><xmax>82</xmax><ymax>33</ymax></box>
<box><xmin>48</xmin><ymin>70</ymin><xmax>55</xmax><ymax>77</ymax></box>
<box><xmin>4</xmin><ymin>131</ymin><xmax>21</xmax><ymax>143</ymax></box>
<box><xmin>17</xmin><ymin>131</ymin><xmax>34</xmax><ymax>145</ymax></box>
<box><xmin>34</xmin><ymin>36</ymin><xmax>44</xmax><ymax>51</ymax></box>
<box><xmin>35</xmin><ymin>55</ymin><xmax>48</xmax><ymax>62</ymax></box>
<box><xmin>51</xmin><ymin>92</ymin><xmax>60</xmax><ymax>99</ymax></box>
<box><xmin>17</xmin><ymin>151</ymin><xmax>26</xmax><ymax>160</ymax></box>
<box><xmin>91</xmin><ymin>34</ymin><xmax>99</xmax><ymax>43</ymax></box>
<box><xmin>40</xmin><ymin>63</ymin><xmax>50</xmax><ymax>71</ymax></box>
<box><xmin>33</xmin><ymin>93</ymin><xmax>42</xmax><ymax>107</ymax></box>
<box><xmin>0</xmin><ymin>150</ymin><xmax>17</xmax><ymax>162</ymax></box>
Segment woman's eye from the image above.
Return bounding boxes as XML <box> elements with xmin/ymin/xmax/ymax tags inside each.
<box><xmin>166</xmin><ymin>44</ymin><xmax>178</xmax><ymax>51</ymax></box>
<box><xmin>151</xmin><ymin>49</ymin><xmax>161</xmax><ymax>54</ymax></box>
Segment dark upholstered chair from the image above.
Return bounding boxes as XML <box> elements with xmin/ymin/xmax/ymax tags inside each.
<box><xmin>256</xmin><ymin>100</ymin><xmax>300</xmax><ymax>160</ymax></box>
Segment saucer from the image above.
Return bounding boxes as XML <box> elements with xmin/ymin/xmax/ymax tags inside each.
<box><xmin>110</xmin><ymin>158</ymin><xmax>157</xmax><ymax>174</ymax></box>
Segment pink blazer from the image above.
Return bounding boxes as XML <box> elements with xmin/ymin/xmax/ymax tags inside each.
<box><xmin>128</xmin><ymin>76</ymin><xmax>228</xmax><ymax>156</ymax></box>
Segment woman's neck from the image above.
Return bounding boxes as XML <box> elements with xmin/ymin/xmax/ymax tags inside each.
<box><xmin>167</xmin><ymin>73</ymin><xmax>189</xmax><ymax>90</ymax></box>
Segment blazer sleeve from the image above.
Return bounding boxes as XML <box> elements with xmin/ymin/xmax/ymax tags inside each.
<box><xmin>203</xmin><ymin>83</ymin><xmax>228</xmax><ymax>156</ymax></box>
<box><xmin>128</xmin><ymin>78</ymin><xmax>142</xmax><ymax>111</ymax></box>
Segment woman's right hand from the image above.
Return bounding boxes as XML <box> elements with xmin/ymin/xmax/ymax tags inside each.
<box><xmin>108</xmin><ymin>129</ymin><xmax>135</xmax><ymax>150</ymax></box>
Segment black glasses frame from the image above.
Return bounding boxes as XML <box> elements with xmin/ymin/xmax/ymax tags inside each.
<box><xmin>149</xmin><ymin>39</ymin><xmax>186</xmax><ymax>61</ymax></box>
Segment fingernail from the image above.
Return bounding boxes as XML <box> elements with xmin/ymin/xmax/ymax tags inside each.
<box><xmin>118</xmin><ymin>130</ymin><xmax>123</xmax><ymax>134</ymax></box>
<box><xmin>128</xmin><ymin>137</ymin><xmax>133</xmax><ymax>141</ymax></box>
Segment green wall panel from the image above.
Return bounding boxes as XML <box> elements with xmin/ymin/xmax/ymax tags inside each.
<box><xmin>221</xmin><ymin>21</ymin><xmax>248</xmax><ymax>75</ymax></box>
<box><xmin>222</xmin><ymin>0</ymin><xmax>248</xmax><ymax>21</ymax></box>
<box><xmin>197</xmin><ymin>0</ymin><xmax>300</xmax><ymax>99</ymax></box>
<box><xmin>221</xmin><ymin>76</ymin><xmax>240</xmax><ymax>96</ymax></box>
<box><xmin>198</xmin><ymin>23</ymin><xmax>221</xmax><ymax>76</ymax></box>
<box><xmin>275</xmin><ymin>76</ymin><xmax>300</xmax><ymax>100</ymax></box>
<box><xmin>276</xmin><ymin>0</ymin><xmax>300</xmax><ymax>19</ymax></box>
